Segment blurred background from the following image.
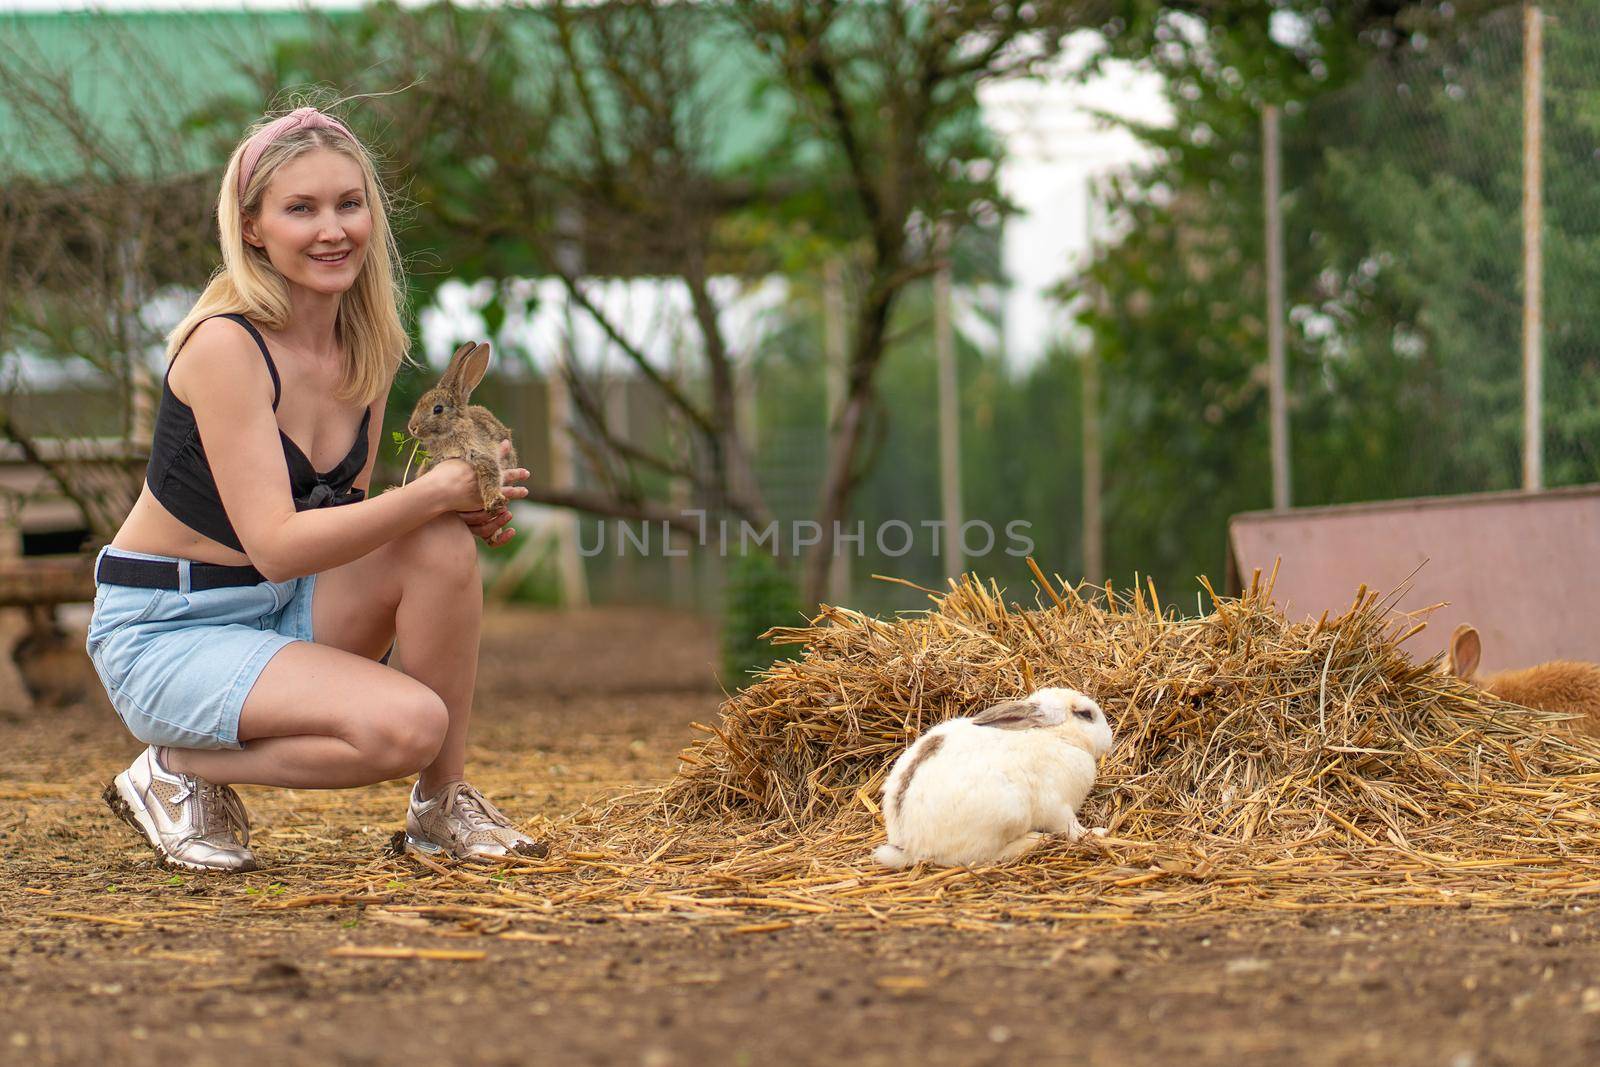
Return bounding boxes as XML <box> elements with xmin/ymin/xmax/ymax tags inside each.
<box><xmin>1</xmin><ymin>0</ymin><xmax>1594</xmax><ymax>677</ymax></box>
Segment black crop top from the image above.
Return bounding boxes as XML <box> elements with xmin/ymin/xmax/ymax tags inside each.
<box><xmin>145</xmin><ymin>312</ymin><xmax>371</xmax><ymax>552</ymax></box>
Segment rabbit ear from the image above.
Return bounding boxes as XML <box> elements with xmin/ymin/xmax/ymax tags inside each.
<box><xmin>1449</xmin><ymin>624</ymin><xmax>1482</xmax><ymax>679</ymax></box>
<box><xmin>451</xmin><ymin>342</ymin><xmax>492</xmax><ymax>398</ymax></box>
<box><xmin>972</xmin><ymin>698</ymin><xmax>1060</xmax><ymax>731</ymax></box>
<box><xmin>436</xmin><ymin>341</ymin><xmax>476</xmax><ymax>390</ymax></box>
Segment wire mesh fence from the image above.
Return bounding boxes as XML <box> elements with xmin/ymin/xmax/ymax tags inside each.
<box><xmin>1538</xmin><ymin>1</ymin><xmax>1600</xmax><ymax>485</ymax></box>
<box><xmin>1287</xmin><ymin>1</ymin><xmax>1597</xmax><ymax>502</ymax></box>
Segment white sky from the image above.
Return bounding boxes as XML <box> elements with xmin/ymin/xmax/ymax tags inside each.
<box><xmin>980</xmin><ymin>35</ymin><xmax>1169</xmax><ymax>366</ymax></box>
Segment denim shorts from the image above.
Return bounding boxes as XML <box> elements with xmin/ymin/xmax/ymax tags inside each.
<box><xmin>84</xmin><ymin>546</ymin><xmax>317</xmax><ymax>750</ymax></box>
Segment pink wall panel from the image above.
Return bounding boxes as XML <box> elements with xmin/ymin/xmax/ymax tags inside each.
<box><xmin>1228</xmin><ymin>486</ymin><xmax>1600</xmax><ymax>673</ymax></box>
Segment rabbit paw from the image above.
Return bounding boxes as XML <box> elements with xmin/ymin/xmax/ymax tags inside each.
<box><xmin>1063</xmin><ymin>816</ymin><xmax>1106</xmax><ymax>843</ymax></box>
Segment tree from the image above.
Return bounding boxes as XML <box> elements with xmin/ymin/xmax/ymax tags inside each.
<box><xmin>267</xmin><ymin>0</ymin><xmax>1122</xmax><ymax>606</ymax></box>
<box><xmin>0</xmin><ymin>16</ymin><xmax>227</xmax><ymax>541</ymax></box>
<box><xmin>1071</xmin><ymin>0</ymin><xmax>1594</xmax><ymax>593</ymax></box>
<box><xmin>729</xmin><ymin>0</ymin><xmax>1117</xmax><ymax>604</ymax></box>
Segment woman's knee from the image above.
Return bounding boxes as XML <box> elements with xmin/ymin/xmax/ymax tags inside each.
<box><xmin>398</xmin><ymin>512</ymin><xmax>478</xmax><ymax>577</ymax></box>
<box><xmin>358</xmin><ymin>689</ymin><xmax>449</xmax><ymax>778</ymax></box>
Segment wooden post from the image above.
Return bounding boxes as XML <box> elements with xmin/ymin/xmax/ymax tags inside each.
<box><xmin>1263</xmin><ymin>103</ymin><xmax>1290</xmax><ymax>511</ymax></box>
<box><xmin>547</xmin><ymin>211</ymin><xmax>591</xmax><ymax>608</ymax></box>
<box><xmin>933</xmin><ymin>222</ymin><xmax>964</xmax><ymax>583</ymax></box>
<box><xmin>549</xmin><ymin>300</ymin><xmax>590</xmax><ymax>608</ymax></box>
<box><xmin>606</xmin><ymin>371</ymin><xmax>637</xmax><ymax>595</ymax></box>
<box><xmin>121</xmin><ymin>237</ymin><xmax>153</xmax><ymax>448</ymax></box>
<box><xmin>668</xmin><ymin>337</ymin><xmax>693</xmax><ymax>609</ymax></box>
<box><xmin>1081</xmin><ymin>344</ymin><xmax>1102</xmax><ymax>585</ymax></box>
<box><xmin>1522</xmin><ymin>4</ymin><xmax>1545</xmax><ymax>492</ymax></box>
<box><xmin>822</xmin><ymin>258</ymin><xmax>851</xmax><ymax>603</ymax></box>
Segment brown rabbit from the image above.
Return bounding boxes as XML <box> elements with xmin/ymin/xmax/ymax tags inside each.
<box><xmin>10</xmin><ymin>605</ymin><xmax>91</xmax><ymax>709</ymax></box>
<box><xmin>1447</xmin><ymin>624</ymin><xmax>1600</xmax><ymax>737</ymax></box>
<box><xmin>406</xmin><ymin>340</ymin><xmax>517</xmax><ymax>512</ymax></box>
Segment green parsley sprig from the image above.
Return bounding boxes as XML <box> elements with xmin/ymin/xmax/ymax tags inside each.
<box><xmin>390</xmin><ymin>430</ymin><xmax>431</xmax><ymax>487</ymax></box>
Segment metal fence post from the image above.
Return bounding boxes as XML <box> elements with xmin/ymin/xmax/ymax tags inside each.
<box><xmin>933</xmin><ymin>221</ymin><xmax>964</xmax><ymax>583</ymax></box>
<box><xmin>1522</xmin><ymin>3</ymin><xmax>1545</xmax><ymax>492</ymax></box>
<box><xmin>822</xmin><ymin>257</ymin><xmax>851</xmax><ymax>602</ymax></box>
<box><xmin>1263</xmin><ymin>104</ymin><xmax>1290</xmax><ymax>512</ymax></box>
<box><xmin>1083</xmin><ymin>190</ymin><xmax>1104</xmax><ymax>585</ymax></box>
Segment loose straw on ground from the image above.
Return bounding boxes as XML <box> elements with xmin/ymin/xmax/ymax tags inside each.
<box><xmin>24</xmin><ymin>565</ymin><xmax>1600</xmax><ymax>932</ymax></box>
<box><xmin>425</xmin><ymin>563</ymin><xmax>1600</xmax><ymax>928</ymax></box>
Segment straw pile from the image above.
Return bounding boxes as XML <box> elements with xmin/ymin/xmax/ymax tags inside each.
<box><xmin>490</xmin><ymin>561</ymin><xmax>1600</xmax><ymax>923</ymax></box>
<box><xmin>665</xmin><ymin>563</ymin><xmax>1598</xmax><ymax>839</ymax></box>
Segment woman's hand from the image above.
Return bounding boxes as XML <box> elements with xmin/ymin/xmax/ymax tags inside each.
<box><xmin>456</xmin><ymin>441</ymin><xmax>530</xmax><ymax>548</ymax></box>
<box><xmin>421</xmin><ymin>458</ymin><xmax>489</xmax><ymax>513</ymax></box>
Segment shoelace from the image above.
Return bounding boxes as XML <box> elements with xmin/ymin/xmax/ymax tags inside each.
<box><xmin>447</xmin><ymin>784</ymin><xmax>509</xmax><ymax>831</ymax></box>
<box><xmin>438</xmin><ymin>783</ymin><xmax>525</xmax><ymax>837</ymax></box>
<box><xmin>172</xmin><ymin>775</ymin><xmax>251</xmax><ymax>848</ymax></box>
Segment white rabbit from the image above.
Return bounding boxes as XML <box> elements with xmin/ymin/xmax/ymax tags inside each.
<box><xmin>872</xmin><ymin>686</ymin><xmax>1113</xmax><ymax>869</ymax></box>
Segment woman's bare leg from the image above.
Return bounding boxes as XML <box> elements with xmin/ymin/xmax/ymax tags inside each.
<box><xmin>331</xmin><ymin>510</ymin><xmax>484</xmax><ymax>796</ymax></box>
<box><xmin>166</xmin><ymin>513</ymin><xmax>480</xmax><ymax>790</ymax></box>
<box><xmin>165</xmin><ymin>645</ymin><xmax>447</xmax><ymax>787</ymax></box>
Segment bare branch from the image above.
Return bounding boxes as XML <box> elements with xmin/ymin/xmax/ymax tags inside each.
<box><xmin>525</xmin><ymin>485</ymin><xmax>701</xmax><ymax>536</ymax></box>
<box><xmin>0</xmin><ymin>411</ymin><xmax>120</xmax><ymax>539</ymax></box>
<box><xmin>561</xmin><ymin>359</ymin><xmax>704</xmax><ymax>488</ymax></box>
<box><xmin>555</xmin><ymin>271</ymin><xmax>718</xmax><ymax>439</ymax></box>
<box><xmin>551</xmin><ymin>0</ymin><xmax>619</xmax><ymax>192</ymax></box>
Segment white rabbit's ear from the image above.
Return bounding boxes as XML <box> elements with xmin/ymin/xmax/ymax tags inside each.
<box><xmin>1449</xmin><ymin>624</ymin><xmax>1482</xmax><ymax>679</ymax></box>
<box><xmin>972</xmin><ymin>698</ymin><xmax>1059</xmax><ymax>731</ymax></box>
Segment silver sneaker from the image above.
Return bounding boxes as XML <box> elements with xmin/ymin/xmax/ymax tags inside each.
<box><xmin>103</xmin><ymin>746</ymin><xmax>258</xmax><ymax>872</ymax></box>
<box><xmin>404</xmin><ymin>781</ymin><xmax>546</xmax><ymax>862</ymax></box>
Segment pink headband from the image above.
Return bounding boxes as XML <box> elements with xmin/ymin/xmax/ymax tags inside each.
<box><xmin>237</xmin><ymin>107</ymin><xmax>359</xmax><ymax>206</ymax></box>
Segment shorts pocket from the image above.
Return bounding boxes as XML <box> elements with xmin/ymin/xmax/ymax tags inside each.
<box><xmin>86</xmin><ymin>586</ymin><xmax>167</xmax><ymax>649</ymax></box>
<box><xmin>86</xmin><ymin>588</ymin><xmax>174</xmax><ymax>696</ymax></box>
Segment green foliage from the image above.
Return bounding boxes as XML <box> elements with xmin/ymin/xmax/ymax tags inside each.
<box><xmin>485</xmin><ymin>543</ymin><xmax>564</xmax><ymax>608</ymax></box>
<box><xmin>842</xmin><ymin>322</ymin><xmax>1090</xmax><ymax>611</ymax></box>
<box><xmin>1078</xmin><ymin>1</ymin><xmax>1600</xmax><ymax>596</ymax></box>
<box><xmin>389</xmin><ymin>430</ymin><xmax>430</xmax><ymax>486</ymax></box>
<box><xmin>745</xmin><ymin>264</ymin><xmax>1087</xmax><ymax>615</ymax></box>
<box><xmin>720</xmin><ymin>551</ymin><xmax>801</xmax><ymax>682</ymax></box>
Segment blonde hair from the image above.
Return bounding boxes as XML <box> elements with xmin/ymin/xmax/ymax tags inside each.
<box><xmin>164</xmin><ymin>102</ymin><xmax>416</xmax><ymax>406</ymax></box>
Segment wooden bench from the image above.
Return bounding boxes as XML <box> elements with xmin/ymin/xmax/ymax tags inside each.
<box><xmin>0</xmin><ymin>435</ymin><xmax>146</xmax><ymax>566</ymax></box>
<box><xmin>0</xmin><ymin>437</ymin><xmax>144</xmax><ymax>708</ymax></box>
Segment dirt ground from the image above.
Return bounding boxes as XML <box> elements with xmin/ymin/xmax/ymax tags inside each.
<box><xmin>3</xmin><ymin>605</ymin><xmax>1600</xmax><ymax>1066</ymax></box>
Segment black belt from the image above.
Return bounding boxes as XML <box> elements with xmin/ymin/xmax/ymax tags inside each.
<box><xmin>95</xmin><ymin>553</ymin><xmax>267</xmax><ymax>590</ymax></box>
